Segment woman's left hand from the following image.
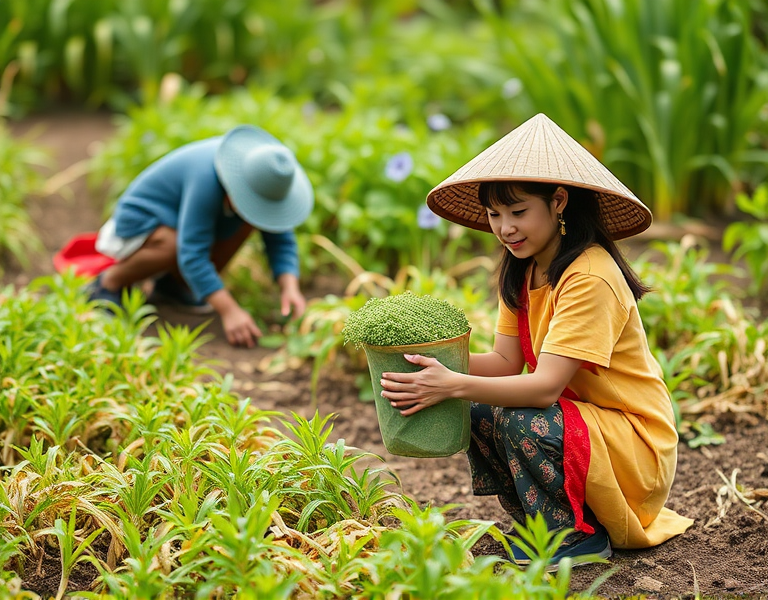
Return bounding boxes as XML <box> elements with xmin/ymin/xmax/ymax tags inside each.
<box><xmin>277</xmin><ymin>273</ymin><xmax>306</xmax><ymax>319</ymax></box>
<box><xmin>380</xmin><ymin>354</ymin><xmax>459</xmax><ymax>416</ymax></box>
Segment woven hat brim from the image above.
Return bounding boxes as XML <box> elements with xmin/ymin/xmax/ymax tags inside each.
<box><xmin>426</xmin><ymin>113</ymin><xmax>653</xmax><ymax>241</ymax></box>
<box><xmin>215</xmin><ymin>125</ymin><xmax>314</xmax><ymax>233</ymax></box>
<box><xmin>427</xmin><ymin>178</ymin><xmax>652</xmax><ymax>241</ymax></box>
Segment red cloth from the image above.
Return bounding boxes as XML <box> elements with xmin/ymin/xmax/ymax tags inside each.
<box><xmin>517</xmin><ymin>282</ymin><xmax>594</xmax><ymax>535</ymax></box>
<box><xmin>53</xmin><ymin>233</ymin><xmax>116</xmax><ymax>277</ymax></box>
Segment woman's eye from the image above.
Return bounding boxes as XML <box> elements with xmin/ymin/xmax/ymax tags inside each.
<box><xmin>512</xmin><ymin>210</ymin><xmax>526</xmax><ymax>216</ymax></box>
<box><xmin>488</xmin><ymin>211</ymin><xmax>499</xmax><ymax>218</ymax></box>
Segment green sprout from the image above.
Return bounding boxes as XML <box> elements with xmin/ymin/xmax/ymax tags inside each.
<box><xmin>342</xmin><ymin>292</ymin><xmax>470</xmax><ymax>348</ymax></box>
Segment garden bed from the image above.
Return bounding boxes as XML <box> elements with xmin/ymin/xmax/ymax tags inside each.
<box><xmin>5</xmin><ymin>112</ymin><xmax>768</xmax><ymax>599</ymax></box>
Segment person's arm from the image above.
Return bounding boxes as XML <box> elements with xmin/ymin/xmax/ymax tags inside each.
<box><xmin>176</xmin><ymin>166</ymin><xmax>261</xmax><ymax>348</ymax></box>
<box><xmin>469</xmin><ymin>332</ymin><xmax>525</xmax><ymax>377</ymax></box>
<box><xmin>380</xmin><ymin>351</ymin><xmax>582</xmax><ymax>416</ymax></box>
<box><xmin>261</xmin><ymin>229</ymin><xmax>299</xmax><ymax>280</ymax></box>
<box><xmin>261</xmin><ymin>230</ymin><xmax>305</xmax><ymax>319</ymax></box>
<box><xmin>207</xmin><ymin>288</ymin><xmax>262</xmax><ymax>347</ymax></box>
<box><xmin>176</xmin><ymin>170</ymin><xmax>227</xmax><ymax>301</ymax></box>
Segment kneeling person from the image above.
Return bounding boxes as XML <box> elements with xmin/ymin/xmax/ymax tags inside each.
<box><xmin>88</xmin><ymin>125</ymin><xmax>313</xmax><ymax>348</ymax></box>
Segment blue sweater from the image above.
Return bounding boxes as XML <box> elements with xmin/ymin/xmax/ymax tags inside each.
<box><xmin>111</xmin><ymin>138</ymin><xmax>299</xmax><ymax>301</ymax></box>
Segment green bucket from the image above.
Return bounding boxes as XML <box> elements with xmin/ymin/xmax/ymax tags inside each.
<box><xmin>362</xmin><ymin>330</ymin><xmax>471</xmax><ymax>458</ymax></box>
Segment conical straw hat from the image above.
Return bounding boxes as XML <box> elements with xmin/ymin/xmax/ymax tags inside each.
<box><xmin>426</xmin><ymin>113</ymin><xmax>652</xmax><ymax>240</ymax></box>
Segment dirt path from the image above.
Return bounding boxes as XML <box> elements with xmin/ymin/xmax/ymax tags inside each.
<box><xmin>6</xmin><ymin>112</ymin><xmax>768</xmax><ymax>599</ymax></box>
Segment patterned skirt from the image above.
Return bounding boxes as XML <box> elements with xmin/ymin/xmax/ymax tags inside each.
<box><xmin>467</xmin><ymin>401</ymin><xmax>585</xmax><ymax>537</ymax></box>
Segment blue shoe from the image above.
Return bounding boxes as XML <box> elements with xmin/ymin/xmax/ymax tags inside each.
<box><xmin>85</xmin><ymin>274</ymin><xmax>124</xmax><ymax>309</ymax></box>
<box><xmin>149</xmin><ymin>274</ymin><xmax>214</xmax><ymax>315</ymax></box>
<box><xmin>509</xmin><ymin>525</ymin><xmax>612</xmax><ymax>571</ymax></box>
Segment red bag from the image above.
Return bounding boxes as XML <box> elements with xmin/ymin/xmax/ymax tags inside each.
<box><xmin>53</xmin><ymin>233</ymin><xmax>117</xmax><ymax>277</ymax></box>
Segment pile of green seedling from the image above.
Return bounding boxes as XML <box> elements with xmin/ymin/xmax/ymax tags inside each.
<box><xmin>0</xmin><ymin>274</ymin><xmax>606</xmax><ymax>599</ymax></box>
<box><xmin>343</xmin><ymin>291</ymin><xmax>470</xmax><ymax>349</ymax></box>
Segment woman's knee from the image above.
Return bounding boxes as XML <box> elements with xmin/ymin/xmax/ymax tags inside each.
<box><xmin>144</xmin><ymin>226</ymin><xmax>176</xmax><ymax>251</ymax></box>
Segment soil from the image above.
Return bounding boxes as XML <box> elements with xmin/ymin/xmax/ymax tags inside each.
<box><xmin>5</xmin><ymin>111</ymin><xmax>768</xmax><ymax>600</ymax></box>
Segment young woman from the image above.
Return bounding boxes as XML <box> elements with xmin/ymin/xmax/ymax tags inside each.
<box><xmin>380</xmin><ymin>113</ymin><xmax>693</xmax><ymax>567</ymax></box>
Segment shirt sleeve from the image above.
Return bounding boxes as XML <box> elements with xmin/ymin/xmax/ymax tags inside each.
<box><xmin>541</xmin><ymin>272</ymin><xmax>630</xmax><ymax>368</ymax></box>
<box><xmin>260</xmin><ymin>230</ymin><xmax>300</xmax><ymax>279</ymax></box>
<box><xmin>176</xmin><ymin>169</ymin><xmax>226</xmax><ymax>301</ymax></box>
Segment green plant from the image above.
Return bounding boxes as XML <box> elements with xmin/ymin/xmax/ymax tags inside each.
<box><xmin>83</xmin><ymin>520</ymin><xmax>193</xmax><ymax>599</ymax></box>
<box><xmin>272</xmin><ymin>412</ymin><xmax>401</xmax><ymax>531</ymax></box>
<box><xmin>343</xmin><ymin>292</ymin><xmax>470</xmax><ymax>348</ymax></box>
<box><xmin>0</xmin><ymin>123</ymin><xmax>47</xmax><ymax>273</ymax></box>
<box><xmin>633</xmin><ymin>236</ymin><xmax>736</xmax><ymax>350</ymax></box>
<box><xmin>682</xmin><ymin>422</ymin><xmax>726</xmax><ymax>449</ymax></box>
<box><xmin>357</xmin><ymin>501</ymin><xmax>501</xmax><ymax>599</ymax></box>
<box><xmin>35</xmin><ymin>504</ymin><xmax>105</xmax><ymax>600</ymax></box>
<box><xmin>1</xmin><ymin>0</ymin><xmax>506</xmax><ymax>120</ymax></box>
<box><xmin>192</xmin><ymin>488</ymin><xmax>301</xmax><ymax>598</ymax></box>
<box><xmin>723</xmin><ymin>183</ymin><xmax>768</xmax><ymax>300</ymax></box>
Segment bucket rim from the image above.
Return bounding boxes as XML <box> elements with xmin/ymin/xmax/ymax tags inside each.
<box><xmin>360</xmin><ymin>328</ymin><xmax>471</xmax><ymax>352</ymax></box>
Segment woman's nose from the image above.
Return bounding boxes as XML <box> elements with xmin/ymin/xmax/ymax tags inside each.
<box><xmin>500</xmin><ymin>217</ymin><xmax>516</xmax><ymax>236</ymax></box>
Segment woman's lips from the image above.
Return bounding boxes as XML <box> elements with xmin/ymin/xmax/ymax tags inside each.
<box><xmin>506</xmin><ymin>238</ymin><xmax>525</xmax><ymax>250</ymax></box>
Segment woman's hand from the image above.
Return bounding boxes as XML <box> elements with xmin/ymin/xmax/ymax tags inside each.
<box><xmin>277</xmin><ymin>273</ymin><xmax>306</xmax><ymax>319</ymax></box>
<box><xmin>380</xmin><ymin>354</ymin><xmax>461</xmax><ymax>416</ymax></box>
<box><xmin>221</xmin><ymin>305</ymin><xmax>262</xmax><ymax>348</ymax></box>
<box><xmin>208</xmin><ymin>288</ymin><xmax>262</xmax><ymax>348</ymax></box>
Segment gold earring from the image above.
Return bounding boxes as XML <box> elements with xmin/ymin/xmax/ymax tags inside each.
<box><xmin>558</xmin><ymin>214</ymin><xmax>566</xmax><ymax>236</ymax></box>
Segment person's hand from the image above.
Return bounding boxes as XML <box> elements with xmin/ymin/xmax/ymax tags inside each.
<box><xmin>277</xmin><ymin>273</ymin><xmax>306</xmax><ymax>319</ymax></box>
<box><xmin>221</xmin><ymin>305</ymin><xmax>262</xmax><ymax>348</ymax></box>
<box><xmin>380</xmin><ymin>354</ymin><xmax>460</xmax><ymax>416</ymax></box>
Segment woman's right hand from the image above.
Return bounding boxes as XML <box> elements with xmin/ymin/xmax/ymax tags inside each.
<box><xmin>207</xmin><ymin>288</ymin><xmax>262</xmax><ymax>348</ymax></box>
<box><xmin>221</xmin><ymin>305</ymin><xmax>262</xmax><ymax>347</ymax></box>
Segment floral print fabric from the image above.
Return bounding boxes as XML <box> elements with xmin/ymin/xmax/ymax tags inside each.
<box><xmin>467</xmin><ymin>401</ymin><xmax>576</xmax><ymax>532</ymax></box>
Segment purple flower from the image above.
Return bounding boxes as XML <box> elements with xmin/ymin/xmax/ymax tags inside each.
<box><xmin>302</xmin><ymin>101</ymin><xmax>318</xmax><ymax>119</ymax></box>
<box><xmin>417</xmin><ymin>203</ymin><xmax>440</xmax><ymax>229</ymax></box>
<box><xmin>427</xmin><ymin>113</ymin><xmax>451</xmax><ymax>132</ymax></box>
<box><xmin>385</xmin><ymin>152</ymin><xmax>413</xmax><ymax>182</ymax></box>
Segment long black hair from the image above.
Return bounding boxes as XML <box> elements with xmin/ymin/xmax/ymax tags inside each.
<box><xmin>478</xmin><ymin>181</ymin><xmax>650</xmax><ymax>309</ymax></box>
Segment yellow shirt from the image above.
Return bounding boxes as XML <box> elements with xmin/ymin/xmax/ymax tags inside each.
<box><xmin>496</xmin><ymin>245</ymin><xmax>693</xmax><ymax>548</ymax></box>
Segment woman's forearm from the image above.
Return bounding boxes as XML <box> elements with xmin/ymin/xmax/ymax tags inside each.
<box><xmin>452</xmin><ymin>370</ymin><xmax>561</xmax><ymax>409</ymax></box>
<box><xmin>461</xmin><ymin>352</ymin><xmax>582</xmax><ymax>408</ymax></box>
<box><xmin>469</xmin><ymin>351</ymin><xmax>524</xmax><ymax>377</ymax></box>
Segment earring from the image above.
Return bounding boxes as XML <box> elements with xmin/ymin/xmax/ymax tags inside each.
<box><xmin>558</xmin><ymin>213</ymin><xmax>566</xmax><ymax>236</ymax></box>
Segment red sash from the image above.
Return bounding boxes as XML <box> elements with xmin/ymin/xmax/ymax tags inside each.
<box><xmin>518</xmin><ymin>282</ymin><xmax>594</xmax><ymax>535</ymax></box>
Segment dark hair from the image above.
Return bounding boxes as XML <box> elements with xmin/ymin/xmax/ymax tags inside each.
<box><xmin>478</xmin><ymin>181</ymin><xmax>650</xmax><ymax>309</ymax></box>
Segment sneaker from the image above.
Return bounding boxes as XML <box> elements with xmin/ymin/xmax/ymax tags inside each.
<box><xmin>85</xmin><ymin>274</ymin><xmax>124</xmax><ymax>308</ymax></box>
<box><xmin>149</xmin><ymin>274</ymin><xmax>214</xmax><ymax>315</ymax></box>
<box><xmin>509</xmin><ymin>525</ymin><xmax>612</xmax><ymax>571</ymax></box>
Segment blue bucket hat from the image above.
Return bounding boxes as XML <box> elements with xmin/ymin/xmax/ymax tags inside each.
<box><xmin>214</xmin><ymin>125</ymin><xmax>314</xmax><ymax>233</ymax></box>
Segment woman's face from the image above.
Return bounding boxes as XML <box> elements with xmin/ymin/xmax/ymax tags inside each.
<box><xmin>486</xmin><ymin>185</ymin><xmax>567</xmax><ymax>270</ymax></box>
